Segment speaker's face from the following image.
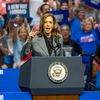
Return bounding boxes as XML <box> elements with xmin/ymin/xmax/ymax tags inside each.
<box><xmin>43</xmin><ymin>16</ymin><xmax>54</xmax><ymax>37</ymax></box>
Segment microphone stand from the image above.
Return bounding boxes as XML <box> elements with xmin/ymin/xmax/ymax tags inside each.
<box><xmin>48</xmin><ymin>38</ymin><xmax>61</xmax><ymax>56</ymax></box>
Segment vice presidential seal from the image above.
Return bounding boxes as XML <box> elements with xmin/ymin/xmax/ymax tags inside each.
<box><xmin>48</xmin><ymin>62</ymin><xmax>68</xmax><ymax>83</ymax></box>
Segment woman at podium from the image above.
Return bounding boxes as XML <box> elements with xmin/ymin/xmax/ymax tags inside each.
<box><xmin>21</xmin><ymin>13</ymin><xmax>63</xmax><ymax>60</ymax></box>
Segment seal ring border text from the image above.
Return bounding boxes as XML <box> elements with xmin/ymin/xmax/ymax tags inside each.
<box><xmin>48</xmin><ymin>61</ymin><xmax>68</xmax><ymax>83</ymax></box>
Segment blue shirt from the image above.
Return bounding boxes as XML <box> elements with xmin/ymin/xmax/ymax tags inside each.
<box><xmin>75</xmin><ymin>29</ymin><xmax>100</xmax><ymax>63</ymax></box>
<box><xmin>70</xmin><ymin>17</ymin><xmax>83</xmax><ymax>41</ymax></box>
<box><xmin>14</xmin><ymin>37</ymin><xmax>25</xmax><ymax>63</ymax></box>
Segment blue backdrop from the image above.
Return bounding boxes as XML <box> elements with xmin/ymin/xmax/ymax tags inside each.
<box><xmin>0</xmin><ymin>68</ymin><xmax>100</xmax><ymax>100</ymax></box>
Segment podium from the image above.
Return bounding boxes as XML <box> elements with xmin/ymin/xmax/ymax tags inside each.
<box><xmin>19</xmin><ymin>56</ymin><xmax>84</xmax><ymax>100</ymax></box>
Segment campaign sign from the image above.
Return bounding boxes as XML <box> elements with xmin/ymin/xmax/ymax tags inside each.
<box><xmin>83</xmin><ymin>0</ymin><xmax>100</xmax><ymax>9</ymax></box>
<box><xmin>48</xmin><ymin>10</ymin><xmax>69</xmax><ymax>25</ymax></box>
<box><xmin>6</xmin><ymin>2</ymin><xmax>29</xmax><ymax>18</ymax></box>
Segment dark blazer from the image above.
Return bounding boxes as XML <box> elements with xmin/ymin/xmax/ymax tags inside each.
<box><xmin>21</xmin><ymin>34</ymin><xmax>63</xmax><ymax>58</ymax></box>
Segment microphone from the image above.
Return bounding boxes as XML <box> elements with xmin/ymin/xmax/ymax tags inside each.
<box><xmin>47</xmin><ymin>38</ymin><xmax>54</xmax><ymax>49</ymax></box>
<box><xmin>54</xmin><ymin>37</ymin><xmax>61</xmax><ymax>56</ymax></box>
<box><xmin>47</xmin><ymin>37</ymin><xmax>61</xmax><ymax>56</ymax></box>
<box><xmin>55</xmin><ymin>37</ymin><xmax>61</xmax><ymax>49</ymax></box>
<box><xmin>47</xmin><ymin>37</ymin><xmax>61</xmax><ymax>50</ymax></box>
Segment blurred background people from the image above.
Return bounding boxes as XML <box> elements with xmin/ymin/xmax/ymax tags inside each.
<box><xmin>0</xmin><ymin>27</ymin><xmax>7</xmax><ymax>67</ymax></box>
<box><xmin>31</xmin><ymin>3</ymin><xmax>52</xmax><ymax>32</ymax></box>
<box><xmin>60</xmin><ymin>0</ymin><xmax>69</xmax><ymax>11</ymax></box>
<box><xmin>0</xmin><ymin>18</ymin><xmax>17</xmax><ymax>68</ymax></box>
<box><xmin>14</xmin><ymin>15</ymin><xmax>31</xmax><ymax>33</ymax></box>
<box><xmin>60</xmin><ymin>24</ymin><xmax>81</xmax><ymax>56</ymax></box>
<box><xmin>13</xmin><ymin>26</ymin><xmax>29</xmax><ymax>68</ymax></box>
<box><xmin>71</xmin><ymin>17</ymin><xmax>100</xmax><ymax>82</ymax></box>
<box><xmin>0</xmin><ymin>14</ymin><xmax>5</xmax><ymax>27</ymax></box>
<box><xmin>70</xmin><ymin>7</ymin><xmax>85</xmax><ymax>41</ymax></box>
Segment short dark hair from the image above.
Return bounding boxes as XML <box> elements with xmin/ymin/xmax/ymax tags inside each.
<box><xmin>60</xmin><ymin>0</ymin><xmax>68</xmax><ymax>6</ymax></box>
<box><xmin>40</xmin><ymin>3</ymin><xmax>50</xmax><ymax>12</ymax></box>
<box><xmin>75</xmin><ymin>8</ymin><xmax>85</xmax><ymax>14</ymax></box>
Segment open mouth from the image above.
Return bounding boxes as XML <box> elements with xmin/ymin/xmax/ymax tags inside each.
<box><xmin>45</xmin><ymin>27</ymin><xmax>51</xmax><ymax>32</ymax></box>
<box><xmin>46</xmin><ymin>27</ymin><xmax>51</xmax><ymax>30</ymax></box>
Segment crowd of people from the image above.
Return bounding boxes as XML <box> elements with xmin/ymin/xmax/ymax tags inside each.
<box><xmin>0</xmin><ymin>0</ymin><xmax>100</xmax><ymax>89</ymax></box>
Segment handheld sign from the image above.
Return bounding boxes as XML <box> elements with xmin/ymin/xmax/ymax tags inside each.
<box><xmin>6</xmin><ymin>2</ymin><xmax>29</xmax><ymax>18</ymax></box>
<box><xmin>48</xmin><ymin>10</ymin><xmax>69</xmax><ymax>25</ymax></box>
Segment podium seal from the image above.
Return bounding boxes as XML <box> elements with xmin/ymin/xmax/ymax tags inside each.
<box><xmin>48</xmin><ymin>62</ymin><xmax>68</xmax><ymax>83</ymax></box>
